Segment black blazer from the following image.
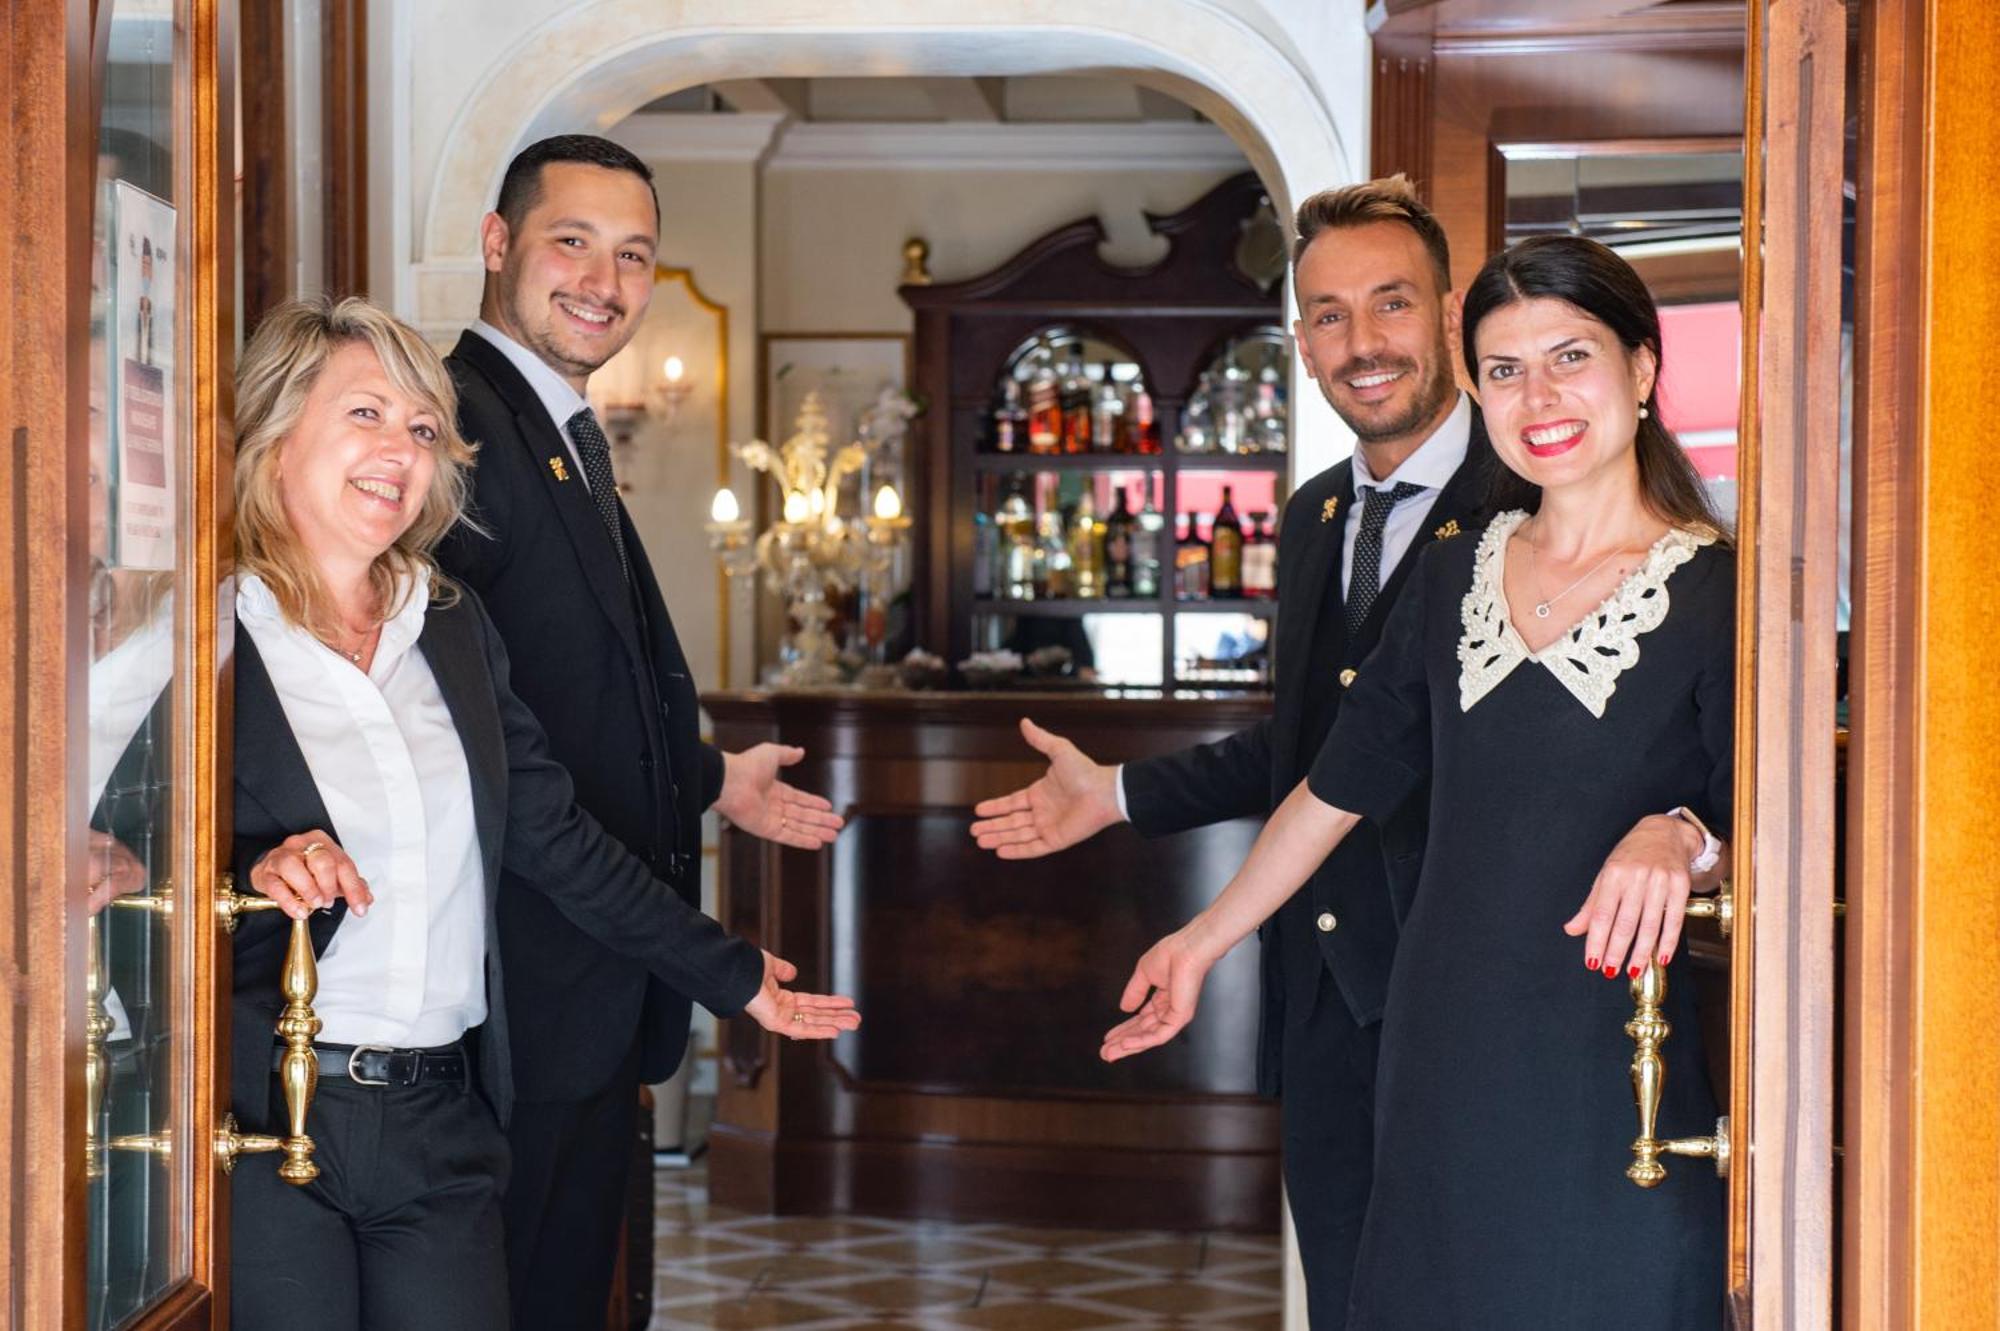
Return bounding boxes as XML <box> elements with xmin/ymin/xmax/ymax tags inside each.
<box><xmin>436</xmin><ymin>331</ymin><xmax>728</xmax><ymax>1099</ymax></box>
<box><xmin>227</xmin><ymin>591</ymin><xmax>764</xmax><ymax>1129</ymax></box>
<box><xmin>1123</xmin><ymin>414</ymin><xmax>1492</xmax><ymax>1093</ymax></box>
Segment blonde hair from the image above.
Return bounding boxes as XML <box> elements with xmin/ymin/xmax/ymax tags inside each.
<box><xmin>1292</xmin><ymin>173</ymin><xmax>1453</xmax><ymax>293</ymax></box>
<box><xmin>235</xmin><ymin>296</ymin><xmax>477</xmax><ymax>639</ymax></box>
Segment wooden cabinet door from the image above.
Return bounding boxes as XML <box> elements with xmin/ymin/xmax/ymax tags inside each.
<box><xmin>3</xmin><ymin>1</ymin><xmax>237</xmax><ymax>1326</ymax></box>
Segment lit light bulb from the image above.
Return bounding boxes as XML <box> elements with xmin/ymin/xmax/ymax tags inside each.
<box><xmin>873</xmin><ymin>484</ymin><xmax>903</xmax><ymax>521</ymax></box>
<box><xmin>663</xmin><ymin>355</ymin><xmax>685</xmax><ymax>384</ymax></box>
<box><xmin>710</xmin><ymin>487</ymin><xmax>740</xmax><ymax>524</ymax></box>
<box><xmin>782</xmin><ymin>489</ymin><xmax>810</xmax><ymax>524</ymax></box>
<box><xmin>808</xmin><ymin>488</ymin><xmax>827</xmax><ymax>518</ymax></box>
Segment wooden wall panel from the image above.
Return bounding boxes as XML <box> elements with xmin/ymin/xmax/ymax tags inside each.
<box><xmin>1911</xmin><ymin>0</ymin><xmax>2000</xmax><ymax>1323</ymax></box>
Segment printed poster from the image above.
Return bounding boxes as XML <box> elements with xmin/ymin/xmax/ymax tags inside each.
<box><xmin>108</xmin><ymin>181</ymin><xmax>176</xmax><ymax>571</ymax></box>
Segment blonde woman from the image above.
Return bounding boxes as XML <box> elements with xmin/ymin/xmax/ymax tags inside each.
<box><xmin>226</xmin><ymin>297</ymin><xmax>858</xmax><ymax>1331</ymax></box>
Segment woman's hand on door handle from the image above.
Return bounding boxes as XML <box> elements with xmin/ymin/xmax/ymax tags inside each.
<box><xmin>1564</xmin><ymin>813</ymin><xmax>1715</xmax><ymax>979</ymax></box>
<box><xmin>248</xmin><ymin>830</ymin><xmax>372</xmax><ymax>920</ymax></box>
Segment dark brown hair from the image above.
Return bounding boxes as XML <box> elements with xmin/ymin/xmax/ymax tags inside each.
<box><xmin>1292</xmin><ymin>174</ymin><xmax>1452</xmax><ymax>294</ymax></box>
<box><xmin>1461</xmin><ymin>234</ymin><xmax>1727</xmax><ymax>540</ymax></box>
<box><xmin>495</xmin><ymin>134</ymin><xmax>659</xmax><ymax>232</ymax></box>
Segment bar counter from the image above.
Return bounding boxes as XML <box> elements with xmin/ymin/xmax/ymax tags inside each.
<box><xmin>702</xmin><ymin>689</ymin><xmax>1281</xmax><ymax>1233</ymax></box>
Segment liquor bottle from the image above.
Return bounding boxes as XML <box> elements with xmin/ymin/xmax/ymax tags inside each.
<box><xmin>1059</xmin><ymin>344</ymin><xmax>1093</xmax><ymax>454</ymax></box>
<box><xmin>992</xmin><ymin>378</ymin><xmax>1027</xmax><ymax>454</ymax></box>
<box><xmin>1091</xmin><ymin>377</ymin><xmax>1125</xmax><ymax>454</ymax></box>
<box><xmin>1134</xmin><ymin>485</ymin><xmax>1166</xmax><ymax>598</ymax></box>
<box><xmin>1175</xmin><ymin>511</ymin><xmax>1210</xmax><ymax>601</ymax></box>
<box><xmin>1178</xmin><ymin>374</ymin><xmax>1215</xmax><ymax>453</ymax></box>
<box><xmin>1210</xmin><ymin>486</ymin><xmax>1244</xmax><ymax>597</ymax></box>
<box><xmin>1069</xmin><ymin>489</ymin><xmax>1106</xmax><ymax>599</ymax></box>
<box><xmin>1251</xmin><ymin>363</ymin><xmax>1287</xmax><ymax>454</ymax></box>
<box><xmin>1104</xmin><ymin>486</ymin><xmax>1136</xmax><ymax>598</ymax></box>
<box><xmin>1243</xmin><ymin>510</ymin><xmax>1277</xmax><ymax>600</ymax></box>
<box><xmin>1131</xmin><ymin>384</ymin><xmax>1162</xmax><ymax>455</ymax></box>
<box><xmin>972</xmin><ymin>507</ymin><xmax>998</xmax><ymax>597</ymax></box>
<box><xmin>1038</xmin><ymin>507</ymin><xmax>1073</xmax><ymax>599</ymax></box>
<box><xmin>997</xmin><ymin>486</ymin><xmax>1039</xmax><ymax>600</ymax></box>
<box><xmin>1025</xmin><ymin>340</ymin><xmax>1061</xmax><ymax>455</ymax></box>
<box><xmin>1216</xmin><ymin>362</ymin><xmax>1251</xmax><ymax>455</ymax></box>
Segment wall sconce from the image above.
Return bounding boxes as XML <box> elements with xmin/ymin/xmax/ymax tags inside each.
<box><xmin>652</xmin><ymin>355</ymin><xmax>694</xmax><ymax>427</ymax></box>
<box><xmin>598</xmin><ymin>356</ymin><xmax>694</xmax><ymax>452</ymax></box>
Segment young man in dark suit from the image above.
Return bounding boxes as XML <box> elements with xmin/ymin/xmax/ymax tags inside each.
<box><xmin>436</xmin><ymin>135</ymin><xmax>846</xmax><ymax>1329</ymax></box>
<box><xmin>971</xmin><ymin>177</ymin><xmax>1485</xmax><ymax>1329</ymax></box>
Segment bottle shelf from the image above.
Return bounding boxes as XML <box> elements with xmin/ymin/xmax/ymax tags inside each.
<box><xmin>970</xmin><ymin>450</ymin><xmax>1286</xmax><ymax>473</ymax></box>
<box><xmin>971</xmin><ymin>596</ymin><xmax>1278</xmax><ymax>619</ymax></box>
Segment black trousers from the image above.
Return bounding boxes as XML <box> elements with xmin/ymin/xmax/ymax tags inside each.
<box><xmin>1281</xmin><ymin>965</ymin><xmax>1382</xmax><ymax>1331</ymax></box>
<box><xmin>230</xmin><ymin>1071</ymin><xmax>511</xmax><ymax>1331</ymax></box>
<box><xmin>503</xmin><ymin>1041</ymin><xmax>641</xmax><ymax>1330</ymax></box>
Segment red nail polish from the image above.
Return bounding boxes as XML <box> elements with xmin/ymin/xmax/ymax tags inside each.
<box><xmin>1603</xmin><ymin>963</ymin><xmax>1618</xmax><ymax>978</ymax></box>
<box><xmin>1628</xmin><ymin>964</ymin><xmax>1642</xmax><ymax>979</ymax></box>
<box><xmin>1585</xmin><ymin>956</ymin><xmax>1600</xmax><ymax>970</ymax></box>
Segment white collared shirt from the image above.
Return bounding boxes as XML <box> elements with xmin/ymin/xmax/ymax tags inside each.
<box><xmin>237</xmin><ymin>571</ymin><xmax>486</xmax><ymax>1048</ymax></box>
<box><xmin>1340</xmin><ymin>391</ymin><xmax>1473</xmax><ymax>599</ymax></box>
<box><xmin>467</xmin><ymin>319</ymin><xmax>597</xmax><ymax>490</ymax></box>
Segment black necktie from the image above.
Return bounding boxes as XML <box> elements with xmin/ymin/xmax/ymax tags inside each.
<box><xmin>566</xmin><ymin>408</ymin><xmax>630</xmax><ymax>582</ymax></box>
<box><xmin>1345</xmin><ymin>480</ymin><xmax>1424</xmax><ymax>638</ymax></box>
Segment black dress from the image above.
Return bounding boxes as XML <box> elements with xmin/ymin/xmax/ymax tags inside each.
<box><xmin>1307</xmin><ymin>511</ymin><xmax>1731</xmax><ymax>1330</ymax></box>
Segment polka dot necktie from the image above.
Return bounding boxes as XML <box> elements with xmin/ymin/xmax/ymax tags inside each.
<box><xmin>1344</xmin><ymin>481</ymin><xmax>1424</xmax><ymax>639</ymax></box>
<box><xmin>566</xmin><ymin>407</ymin><xmax>631</xmax><ymax>583</ymax></box>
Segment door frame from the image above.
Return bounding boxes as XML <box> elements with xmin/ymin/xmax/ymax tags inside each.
<box><xmin>2</xmin><ymin>0</ymin><xmax>237</xmax><ymax>1326</ymax></box>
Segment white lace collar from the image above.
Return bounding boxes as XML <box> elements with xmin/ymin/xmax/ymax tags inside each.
<box><xmin>1457</xmin><ymin>510</ymin><xmax>1713</xmax><ymax>718</ymax></box>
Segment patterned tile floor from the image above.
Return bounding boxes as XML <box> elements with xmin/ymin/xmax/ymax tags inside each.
<box><xmin>651</xmin><ymin>1166</ymin><xmax>1283</xmax><ymax>1331</ymax></box>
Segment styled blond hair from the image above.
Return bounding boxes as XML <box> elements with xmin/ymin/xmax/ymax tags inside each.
<box><xmin>235</xmin><ymin>296</ymin><xmax>477</xmax><ymax>639</ymax></box>
<box><xmin>1291</xmin><ymin>173</ymin><xmax>1453</xmax><ymax>293</ymax></box>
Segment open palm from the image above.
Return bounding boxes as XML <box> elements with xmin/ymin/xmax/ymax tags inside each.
<box><xmin>969</xmin><ymin>718</ymin><xmax>1123</xmax><ymax>859</ymax></box>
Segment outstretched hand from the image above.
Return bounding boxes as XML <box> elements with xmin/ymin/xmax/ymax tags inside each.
<box><xmin>969</xmin><ymin>718</ymin><xmax>1124</xmax><ymax>859</ymax></box>
<box><xmin>1099</xmin><ymin>928</ymin><xmax>1216</xmax><ymax>1063</ymax></box>
<box><xmin>741</xmin><ymin>950</ymin><xmax>862</xmax><ymax>1040</ymax></box>
<box><xmin>716</xmin><ymin>744</ymin><xmax>844</xmax><ymax>850</ymax></box>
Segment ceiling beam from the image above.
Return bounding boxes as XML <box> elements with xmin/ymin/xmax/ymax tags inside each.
<box><xmin>712</xmin><ymin>78</ymin><xmax>809</xmax><ymax>119</ymax></box>
<box><xmin>920</xmin><ymin>76</ymin><xmax>1007</xmax><ymax>121</ymax></box>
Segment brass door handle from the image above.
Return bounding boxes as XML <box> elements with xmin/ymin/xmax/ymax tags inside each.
<box><xmin>213</xmin><ymin>1114</ymin><xmax>285</xmax><ymax>1173</ymax></box>
<box><xmin>215</xmin><ymin>872</ymin><xmax>282</xmax><ymax>933</ymax></box>
<box><xmin>1625</xmin><ymin>961</ymin><xmax>1731</xmax><ymax>1186</ymax></box>
<box><xmin>213</xmin><ymin>872</ymin><xmax>324</xmax><ymax>1184</ymax></box>
<box><xmin>1684</xmin><ymin>886</ymin><xmax>1733</xmax><ymax>937</ymax></box>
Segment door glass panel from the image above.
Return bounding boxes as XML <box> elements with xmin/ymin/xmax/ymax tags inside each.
<box><xmin>85</xmin><ymin>2</ymin><xmax>192</xmax><ymax>1325</ymax></box>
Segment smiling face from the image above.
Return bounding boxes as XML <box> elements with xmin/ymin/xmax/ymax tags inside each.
<box><xmin>1471</xmin><ymin>295</ymin><xmax>1656</xmax><ymax>500</ymax></box>
<box><xmin>480</xmin><ymin>161</ymin><xmax>658</xmax><ymax>389</ymax></box>
<box><xmin>1292</xmin><ymin>219</ymin><xmax>1459</xmax><ymax>452</ymax></box>
<box><xmin>276</xmin><ymin>341</ymin><xmax>441</xmax><ymax>574</ymax></box>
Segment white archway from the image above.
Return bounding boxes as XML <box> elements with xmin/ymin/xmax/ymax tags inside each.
<box><xmin>393</xmin><ymin>0</ymin><xmax>1367</xmax><ymax>479</ymax></box>
<box><xmin>402</xmin><ymin>0</ymin><xmax>1364</xmax><ymax>314</ymax></box>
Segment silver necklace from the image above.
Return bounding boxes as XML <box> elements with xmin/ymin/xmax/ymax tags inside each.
<box><xmin>1525</xmin><ymin>538</ymin><xmax>1627</xmax><ymax>620</ymax></box>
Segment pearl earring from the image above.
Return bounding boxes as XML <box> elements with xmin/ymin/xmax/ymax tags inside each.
<box><xmin>1638</xmin><ymin>406</ymin><xmax>1650</xmax><ymax>420</ymax></box>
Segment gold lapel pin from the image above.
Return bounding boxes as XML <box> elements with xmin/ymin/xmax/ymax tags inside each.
<box><xmin>1321</xmin><ymin>496</ymin><xmax>1341</xmax><ymax>523</ymax></box>
<box><xmin>548</xmin><ymin>456</ymin><xmax>571</xmax><ymax>483</ymax></box>
<box><xmin>1433</xmin><ymin>518</ymin><xmax>1462</xmax><ymax>541</ymax></box>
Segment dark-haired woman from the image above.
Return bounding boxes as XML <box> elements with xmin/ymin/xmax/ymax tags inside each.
<box><xmin>1100</xmin><ymin>234</ymin><xmax>1731</xmax><ymax>1327</ymax></box>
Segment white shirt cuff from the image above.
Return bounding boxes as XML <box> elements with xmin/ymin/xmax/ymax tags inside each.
<box><xmin>1114</xmin><ymin>764</ymin><xmax>1130</xmax><ymax>821</ymax></box>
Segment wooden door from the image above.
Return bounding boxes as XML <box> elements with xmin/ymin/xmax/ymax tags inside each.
<box><xmin>2</xmin><ymin>0</ymin><xmax>238</xmax><ymax>1326</ymax></box>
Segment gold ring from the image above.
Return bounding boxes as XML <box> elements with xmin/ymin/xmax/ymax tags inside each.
<box><xmin>301</xmin><ymin>841</ymin><xmax>325</xmax><ymax>859</ymax></box>
<box><xmin>792</xmin><ymin>1011</ymin><xmax>804</xmax><ymax>1026</ymax></box>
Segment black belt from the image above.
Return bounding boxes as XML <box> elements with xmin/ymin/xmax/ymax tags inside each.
<box><xmin>277</xmin><ymin>1041</ymin><xmax>468</xmax><ymax>1088</ymax></box>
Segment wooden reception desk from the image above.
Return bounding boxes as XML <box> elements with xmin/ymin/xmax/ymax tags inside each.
<box><xmin>701</xmin><ymin>690</ymin><xmax>1280</xmax><ymax>1233</ymax></box>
